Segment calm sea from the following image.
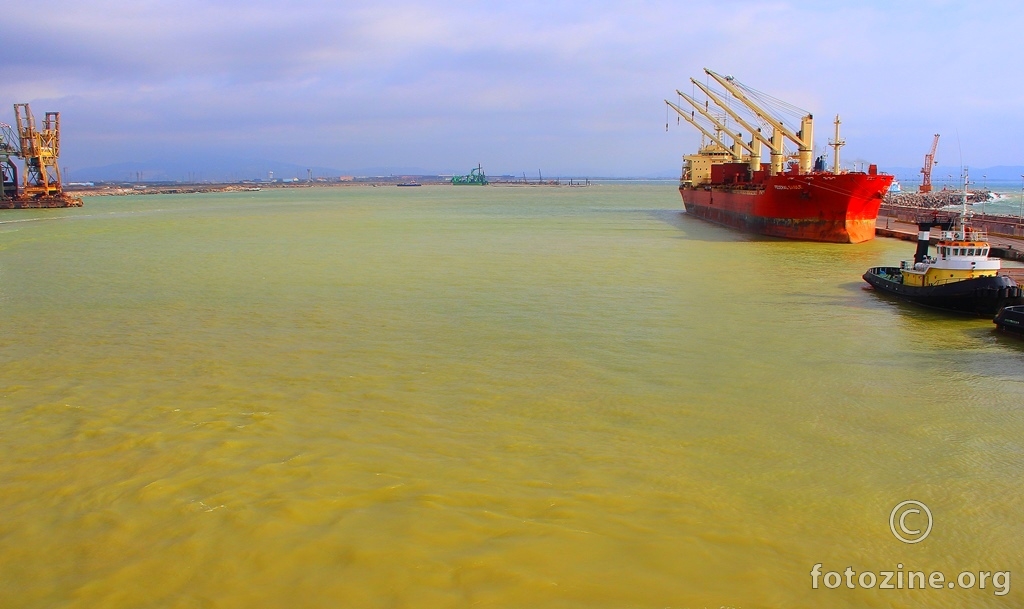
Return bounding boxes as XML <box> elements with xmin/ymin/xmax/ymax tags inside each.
<box><xmin>1</xmin><ymin>185</ymin><xmax>1022</xmax><ymax>608</ymax></box>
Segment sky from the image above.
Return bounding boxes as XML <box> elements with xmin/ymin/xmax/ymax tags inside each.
<box><xmin>2</xmin><ymin>0</ymin><xmax>1023</xmax><ymax>179</ymax></box>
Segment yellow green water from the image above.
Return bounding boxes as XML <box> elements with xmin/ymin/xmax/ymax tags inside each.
<box><xmin>1</xmin><ymin>185</ymin><xmax>1021</xmax><ymax>608</ymax></box>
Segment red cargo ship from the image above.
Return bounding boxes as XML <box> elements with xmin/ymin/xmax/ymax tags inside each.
<box><xmin>667</xmin><ymin>70</ymin><xmax>892</xmax><ymax>243</ymax></box>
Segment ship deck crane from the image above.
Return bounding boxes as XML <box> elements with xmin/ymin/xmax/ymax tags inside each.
<box><xmin>919</xmin><ymin>134</ymin><xmax>939</xmax><ymax>193</ymax></box>
<box><xmin>704</xmin><ymin>69</ymin><xmax>814</xmax><ymax>175</ymax></box>
<box><xmin>664</xmin><ymin>100</ymin><xmax>742</xmax><ymax>162</ymax></box>
<box><xmin>684</xmin><ymin>81</ymin><xmax>771</xmax><ymax>173</ymax></box>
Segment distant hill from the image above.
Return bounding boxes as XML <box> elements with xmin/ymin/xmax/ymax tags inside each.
<box><xmin>71</xmin><ymin>157</ymin><xmax>451</xmax><ymax>183</ymax></box>
<box><xmin>72</xmin><ymin>158</ymin><xmax>343</xmax><ymax>183</ymax></box>
<box><xmin>70</xmin><ymin>155</ymin><xmax>682</xmax><ymax>183</ymax></box>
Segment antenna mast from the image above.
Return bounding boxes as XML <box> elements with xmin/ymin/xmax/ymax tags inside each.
<box><xmin>828</xmin><ymin>115</ymin><xmax>845</xmax><ymax>175</ymax></box>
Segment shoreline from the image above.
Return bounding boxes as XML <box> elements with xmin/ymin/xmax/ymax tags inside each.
<box><xmin>66</xmin><ymin>180</ymin><xmax>594</xmax><ymax>197</ymax></box>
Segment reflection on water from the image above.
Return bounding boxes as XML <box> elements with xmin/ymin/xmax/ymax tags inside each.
<box><xmin>1</xmin><ymin>185</ymin><xmax>1022</xmax><ymax>608</ymax></box>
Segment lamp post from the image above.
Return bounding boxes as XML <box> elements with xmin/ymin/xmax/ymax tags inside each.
<box><xmin>1019</xmin><ymin>174</ymin><xmax>1024</xmax><ymax>223</ymax></box>
<box><xmin>982</xmin><ymin>174</ymin><xmax>987</xmax><ymax>217</ymax></box>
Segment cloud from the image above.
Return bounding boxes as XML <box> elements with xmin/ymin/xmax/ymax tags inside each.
<box><xmin>2</xmin><ymin>0</ymin><xmax>1023</xmax><ymax>177</ymax></box>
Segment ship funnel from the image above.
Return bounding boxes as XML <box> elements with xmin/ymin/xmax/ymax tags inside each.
<box><xmin>914</xmin><ymin>223</ymin><xmax>932</xmax><ymax>264</ymax></box>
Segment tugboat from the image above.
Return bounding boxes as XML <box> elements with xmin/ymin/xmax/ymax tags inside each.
<box><xmin>862</xmin><ymin>174</ymin><xmax>1024</xmax><ymax>316</ymax></box>
<box><xmin>994</xmin><ymin>305</ymin><xmax>1024</xmax><ymax>337</ymax></box>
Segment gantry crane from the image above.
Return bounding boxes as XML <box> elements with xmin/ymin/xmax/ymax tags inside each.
<box><xmin>919</xmin><ymin>134</ymin><xmax>939</xmax><ymax>193</ymax></box>
<box><xmin>14</xmin><ymin>103</ymin><xmax>63</xmax><ymax>198</ymax></box>
<box><xmin>1</xmin><ymin>103</ymin><xmax>80</xmax><ymax>208</ymax></box>
<box><xmin>0</xmin><ymin>122</ymin><xmax>19</xmax><ymax>200</ymax></box>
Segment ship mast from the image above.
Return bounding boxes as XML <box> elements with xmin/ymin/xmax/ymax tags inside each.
<box><xmin>960</xmin><ymin>169</ymin><xmax>969</xmax><ymax>236</ymax></box>
<box><xmin>829</xmin><ymin>115</ymin><xmax>845</xmax><ymax>175</ymax></box>
<box><xmin>704</xmin><ymin>69</ymin><xmax>814</xmax><ymax>175</ymax></box>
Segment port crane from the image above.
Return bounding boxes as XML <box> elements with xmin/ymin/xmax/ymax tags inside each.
<box><xmin>1</xmin><ymin>103</ymin><xmax>80</xmax><ymax>208</ymax></box>
<box><xmin>0</xmin><ymin>122</ymin><xmax>19</xmax><ymax>200</ymax></box>
<box><xmin>919</xmin><ymin>134</ymin><xmax>939</xmax><ymax>193</ymax></box>
<box><xmin>14</xmin><ymin>103</ymin><xmax>63</xmax><ymax>198</ymax></box>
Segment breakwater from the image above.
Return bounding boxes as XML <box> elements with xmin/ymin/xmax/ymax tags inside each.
<box><xmin>884</xmin><ymin>189</ymin><xmax>993</xmax><ymax>209</ymax></box>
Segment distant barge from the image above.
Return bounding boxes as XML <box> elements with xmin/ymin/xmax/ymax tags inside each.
<box><xmin>0</xmin><ymin>194</ymin><xmax>82</xmax><ymax>209</ymax></box>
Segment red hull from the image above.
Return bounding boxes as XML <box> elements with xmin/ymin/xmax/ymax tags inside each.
<box><xmin>681</xmin><ymin>171</ymin><xmax>892</xmax><ymax>243</ymax></box>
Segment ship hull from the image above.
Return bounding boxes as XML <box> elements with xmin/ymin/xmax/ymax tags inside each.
<box><xmin>863</xmin><ymin>267</ymin><xmax>1024</xmax><ymax>317</ymax></box>
<box><xmin>680</xmin><ymin>172</ymin><xmax>892</xmax><ymax>243</ymax></box>
<box><xmin>994</xmin><ymin>305</ymin><xmax>1024</xmax><ymax>337</ymax></box>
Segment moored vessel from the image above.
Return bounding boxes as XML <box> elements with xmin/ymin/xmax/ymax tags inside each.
<box><xmin>862</xmin><ymin>174</ymin><xmax>1024</xmax><ymax>316</ymax></box>
<box><xmin>994</xmin><ymin>305</ymin><xmax>1024</xmax><ymax>337</ymax></box>
<box><xmin>666</xmin><ymin>69</ymin><xmax>892</xmax><ymax>243</ymax></box>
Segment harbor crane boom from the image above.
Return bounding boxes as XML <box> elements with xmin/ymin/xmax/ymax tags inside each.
<box><xmin>919</xmin><ymin>134</ymin><xmax>939</xmax><ymax>193</ymax></box>
<box><xmin>704</xmin><ymin>69</ymin><xmax>814</xmax><ymax>175</ymax></box>
<box><xmin>664</xmin><ymin>100</ymin><xmax>741</xmax><ymax>161</ymax></box>
<box><xmin>689</xmin><ymin>81</ymin><xmax>775</xmax><ymax>154</ymax></box>
<box><xmin>674</xmin><ymin>90</ymin><xmax>754</xmax><ymax>156</ymax></box>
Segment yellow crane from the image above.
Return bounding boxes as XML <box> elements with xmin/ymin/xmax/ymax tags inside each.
<box><xmin>703</xmin><ymin>69</ymin><xmax>814</xmax><ymax>175</ymax></box>
<box><xmin>14</xmin><ymin>103</ymin><xmax>63</xmax><ymax>198</ymax></box>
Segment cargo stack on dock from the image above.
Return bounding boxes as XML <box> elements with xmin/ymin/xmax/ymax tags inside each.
<box><xmin>0</xmin><ymin>103</ymin><xmax>82</xmax><ymax>209</ymax></box>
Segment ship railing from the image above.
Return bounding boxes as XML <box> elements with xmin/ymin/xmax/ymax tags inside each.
<box><xmin>926</xmin><ymin>275</ymin><xmax>997</xmax><ymax>287</ymax></box>
<box><xmin>939</xmin><ymin>230</ymin><xmax>988</xmax><ymax>241</ymax></box>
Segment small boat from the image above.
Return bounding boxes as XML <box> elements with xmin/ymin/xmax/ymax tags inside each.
<box><xmin>994</xmin><ymin>305</ymin><xmax>1024</xmax><ymax>337</ymax></box>
<box><xmin>863</xmin><ymin>173</ymin><xmax>1024</xmax><ymax>317</ymax></box>
<box><xmin>396</xmin><ymin>182</ymin><xmax>421</xmax><ymax>187</ymax></box>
